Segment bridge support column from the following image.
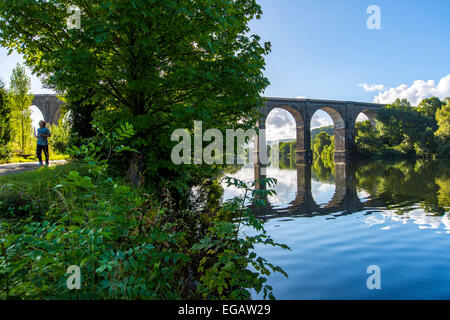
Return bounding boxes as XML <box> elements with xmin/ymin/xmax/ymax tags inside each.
<box><xmin>254</xmin><ymin>120</ymin><xmax>270</xmax><ymax>166</ymax></box>
<box><xmin>295</xmin><ymin>122</ymin><xmax>312</xmax><ymax>164</ymax></box>
<box><xmin>296</xmin><ymin>164</ymin><xmax>313</xmax><ymax>205</ymax></box>
<box><xmin>334</xmin><ymin>126</ymin><xmax>357</xmax><ymax>160</ymax></box>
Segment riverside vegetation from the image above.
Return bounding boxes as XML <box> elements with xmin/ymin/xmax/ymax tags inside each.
<box><xmin>0</xmin><ymin>122</ymin><xmax>288</xmax><ymax>299</ymax></box>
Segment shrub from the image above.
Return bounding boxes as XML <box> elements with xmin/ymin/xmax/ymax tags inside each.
<box><xmin>0</xmin><ymin>123</ymin><xmax>289</xmax><ymax>300</ymax></box>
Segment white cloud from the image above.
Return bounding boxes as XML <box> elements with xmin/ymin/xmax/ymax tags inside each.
<box><xmin>265</xmin><ymin>108</ymin><xmax>296</xmax><ymax>142</ymax></box>
<box><xmin>358</xmin><ymin>83</ymin><xmax>386</xmax><ymax>92</ymax></box>
<box><xmin>311</xmin><ymin>110</ymin><xmax>333</xmax><ymax>129</ymax></box>
<box><xmin>361</xmin><ymin>74</ymin><xmax>450</xmax><ymax>106</ymax></box>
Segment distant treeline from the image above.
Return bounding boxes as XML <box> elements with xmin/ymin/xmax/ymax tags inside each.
<box><xmin>311</xmin><ymin>125</ymin><xmax>334</xmax><ymax>140</ymax></box>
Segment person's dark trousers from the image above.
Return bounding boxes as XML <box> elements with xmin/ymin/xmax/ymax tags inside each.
<box><xmin>37</xmin><ymin>144</ymin><xmax>49</xmax><ymax>166</ymax></box>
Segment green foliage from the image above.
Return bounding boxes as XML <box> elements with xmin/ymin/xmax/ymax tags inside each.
<box><xmin>0</xmin><ymin>78</ymin><xmax>12</xmax><ymax>162</ymax></box>
<box><xmin>356</xmin><ymin>97</ymin><xmax>449</xmax><ymax>159</ymax></box>
<box><xmin>355</xmin><ymin>121</ymin><xmax>384</xmax><ymax>156</ymax></box>
<box><xmin>48</xmin><ymin>114</ymin><xmax>71</xmax><ymax>154</ymax></box>
<box><xmin>7</xmin><ymin>64</ymin><xmax>34</xmax><ymax>154</ymax></box>
<box><xmin>311</xmin><ymin>125</ymin><xmax>334</xmax><ymax>140</ymax></box>
<box><xmin>195</xmin><ymin>176</ymin><xmax>289</xmax><ymax>300</ymax></box>
<box><xmin>67</xmin><ymin>94</ymin><xmax>98</xmax><ymax>147</ymax></box>
<box><xmin>312</xmin><ymin>132</ymin><xmax>334</xmax><ymax>161</ymax></box>
<box><xmin>0</xmin><ymin>0</ymin><xmax>271</xmax><ymax>192</ymax></box>
<box><xmin>435</xmin><ymin>100</ymin><xmax>450</xmax><ymax>139</ymax></box>
<box><xmin>0</xmin><ymin>124</ymin><xmax>288</xmax><ymax>300</ymax></box>
<box><xmin>0</xmin><ymin>162</ymin><xmax>83</xmax><ymax>218</ymax></box>
<box><xmin>417</xmin><ymin>97</ymin><xmax>444</xmax><ymax>123</ymax></box>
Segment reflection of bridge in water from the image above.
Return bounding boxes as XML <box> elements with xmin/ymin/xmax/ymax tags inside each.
<box><xmin>252</xmin><ymin>162</ymin><xmax>382</xmax><ymax>220</ymax></box>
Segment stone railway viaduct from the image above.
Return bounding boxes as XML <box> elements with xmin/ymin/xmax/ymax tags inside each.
<box><xmin>256</xmin><ymin>97</ymin><xmax>384</xmax><ymax>162</ymax></box>
<box><xmin>31</xmin><ymin>94</ymin><xmax>384</xmax><ymax>160</ymax></box>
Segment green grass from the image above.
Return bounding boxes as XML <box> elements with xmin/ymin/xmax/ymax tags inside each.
<box><xmin>0</xmin><ymin>161</ymin><xmax>79</xmax><ymax>184</ymax></box>
<box><xmin>0</xmin><ymin>161</ymin><xmax>83</xmax><ymax>218</ymax></box>
<box><xmin>8</xmin><ymin>153</ymin><xmax>70</xmax><ymax>163</ymax></box>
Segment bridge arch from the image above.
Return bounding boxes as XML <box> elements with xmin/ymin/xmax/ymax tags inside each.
<box><xmin>356</xmin><ymin>109</ymin><xmax>377</xmax><ymax>129</ymax></box>
<box><xmin>310</xmin><ymin>106</ymin><xmax>347</xmax><ymax>157</ymax></box>
<box><xmin>31</xmin><ymin>94</ymin><xmax>65</xmax><ymax>125</ymax></box>
<box><xmin>264</xmin><ymin>105</ymin><xmax>305</xmax><ymax>161</ymax></box>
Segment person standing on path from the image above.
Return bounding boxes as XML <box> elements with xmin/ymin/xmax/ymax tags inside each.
<box><xmin>36</xmin><ymin>120</ymin><xmax>51</xmax><ymax>167</ymax></box>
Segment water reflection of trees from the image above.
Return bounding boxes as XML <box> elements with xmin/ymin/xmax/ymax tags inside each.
<box><xmin>254</xmin><ymin>158</ymin><xmax>449</xmax><ymax>219</ymax></box>
<box><xmin>355</xmin><ymin>160</ymin><xmax>450</xmax><ymax>215</ymax></box>
<box><xmin>279</xmin><ymin>153</ymin><xmax>335</xmax><ymax>183</ymax></box>
<box><xmin>312</xmin><ymin>158</ymin><xmax>334</xmax><ymax>183</ymax></box>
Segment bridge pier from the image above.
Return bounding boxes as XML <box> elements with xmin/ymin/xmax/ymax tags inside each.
<box><xmin>334</xmin><ymin>126</ymin><xmax>358</xmax><ymax>160</ymax></box>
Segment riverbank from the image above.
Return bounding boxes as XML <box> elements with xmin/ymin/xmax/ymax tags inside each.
<box><xmin>0</xmin><ymin>160</ymin><xmax>287</xmax><ymax>300</ymax></box>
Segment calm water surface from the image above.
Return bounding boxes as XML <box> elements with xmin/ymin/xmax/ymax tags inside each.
<box><xmin>221</xmin><ymin>160</ymin><xmax>450</xmax><ymax>299</ymax></box>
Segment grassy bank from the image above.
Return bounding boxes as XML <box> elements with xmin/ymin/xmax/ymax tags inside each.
<box><xmin>0</xmin><ymin>158</ymin><xmax>287</xmax><ymax>300</ymax></box>
<box><xmin>7</xmin><ymin>153</ymin><xmax>71</xmax><ymax>164</ymax></box>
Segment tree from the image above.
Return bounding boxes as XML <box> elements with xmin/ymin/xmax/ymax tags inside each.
<box><xmin>0</xmin><ymin>78</ymin><xmax>12</xmax><ymax>161</ymax></box>
<box><xmin>435</xmin><ymin>100</ymin><xmax>450</xmax><ymax>139</ymax></box>
<box><xmin>66</xmin><ymin>92</ymin><xmax>97</xmax><ymax>147</ymax></box>
<box><xmin>8</xmin><ymin>64</ymin><xmax>34</xmax><ymax>153</ymax></box>
<box><xmin>0</xmin><ymin>1</ymin><xmax>270</xmax><ymax>190</ymax></box>
<box><xmin>312</xmin><ymin>132</ymin><xmax>332</xmax><ymax>156</ymax></box>
<box><xmin>375</xmin><ymin>98</ymin><xmax>438</xmax><ymax>157</ymax></box>
<box><xmin>279</xmin><ymin>142</ymin><xmax>292</xmax><ymax>160</ymax></box>
<box><xmin>417</xmin><ymin>97</ymin><xmax>443</xmax><ymax>124</ymax></box>
<box><xmin>49</xmin><ymin>113</ymin><xmax>71</xmax><ymax>154</ymax></box>
<box><xmin>355</xmin><ymin>120</ymin><xmax>383</xmax><ymax>156</ymax></box>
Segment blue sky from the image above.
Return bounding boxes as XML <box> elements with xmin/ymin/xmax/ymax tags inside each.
<box><xmin>1</xmin><ymin>0</ymin><xmax>449</xmax><ymax>138</ymax></box>
<box><xmin>251</xmin><ymin>0</ymin><xmax>450</xmax><ymax>101</ymax></box>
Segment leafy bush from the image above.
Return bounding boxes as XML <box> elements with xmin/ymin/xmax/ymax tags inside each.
<box><xmin>0</xmin><ymin>79</ymin><xmax>12</xmax><ymax>163</ymax></box>
<box><xmin>48</xmin><ymin>114</ymin><xmax>71</xmax><ymax>154</ymax></box>
<box><xmin>356</xmin><ymin>98</ymin><xmax>450</xmax><ymax>159</ymax></box>
<box><xmin>0</xmin><ymin>123</ymin><xmax>288</xmax><ymax>300</ymax></box>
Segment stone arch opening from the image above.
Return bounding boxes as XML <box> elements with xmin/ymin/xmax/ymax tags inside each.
<box><xmin>310</xmin><ymin>106</ymin><xmax>346</xmax><ymax>157</ymax></box>
<box><xmin>265</xmin><ymin>106</ymin><xmax>302</xmax><ymax>167</ymax></box>
<box><xmin>356</xmin><ymin>110</ymin><xmax>377</xmax><ymax>129</ymax></box>
<box><xmin>259</xmin><ymin>105</ymin><xmax>306</xmax><ymax>165</ymax></box>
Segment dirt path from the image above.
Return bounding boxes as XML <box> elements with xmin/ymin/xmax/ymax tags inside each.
<box><xmin>0</xmin><ymin>161</ymin><xmax>67</xmax><ymax>176</ymax></box>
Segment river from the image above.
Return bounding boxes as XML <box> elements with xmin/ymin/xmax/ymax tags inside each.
<box><xmin>221</xmin><ymin>159</ymin><xmax>450</xmax><ymax>299</ymax></box>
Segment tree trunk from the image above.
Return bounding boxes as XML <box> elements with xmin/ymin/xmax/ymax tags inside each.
<box><xmin>127</xmin><ymin>152</ymin><xmax>145</xmax><ymax>188</ymax></box>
